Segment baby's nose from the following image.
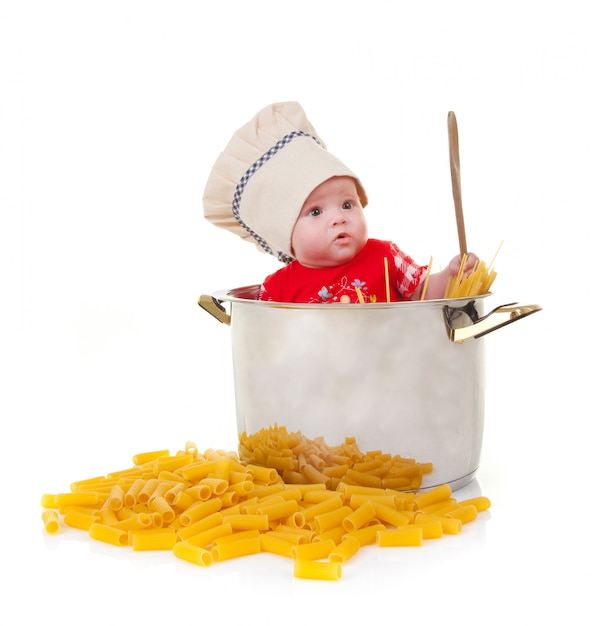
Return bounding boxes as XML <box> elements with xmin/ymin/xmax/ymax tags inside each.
<box><xmin>332</xmin><ymin>212</ymin><xmax>346</xmax><ymax>225</ymax></box>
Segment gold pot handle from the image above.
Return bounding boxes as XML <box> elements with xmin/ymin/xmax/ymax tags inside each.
<box><xmin>198</xmin><ymin>295</ymin><xmax>231</xmax><ymax>325</ymax></box>
<box><xmin>445</xmin><ymin>302</ymin><xmax>542</xmax><ymax>343</ymax></box>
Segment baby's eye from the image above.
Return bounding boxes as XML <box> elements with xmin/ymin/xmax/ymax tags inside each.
<box><xmin>309</xmin><ymin>208</ymin><xmax>322</xmax><ymax>217</ymax></box>
<box><xmin>342</xmin><ymin>202</ymin><xmax>353</xmax><ymax>210</ymax></box>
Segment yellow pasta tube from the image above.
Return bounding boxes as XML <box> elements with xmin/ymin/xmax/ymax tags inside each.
<box><xmin>344</xmin><ymin>469</ymin><xmax>382</xmax><ymax>489</ymax></box>
<box><xmin>61</xmin><ymin>504</ymin><xmax>101</xmax><ymax>516</ymax></box>
<box><xmin>106</xmin><ymin>484</ymin><xmax>125</xmax><ymax>511</ymax></box>
<box><xmin>344</xmin><ymin>523</ymin><xmax>385</xmax><ymax>547</ymax></box>
<box><xmin>226</xmin><ymin>480</ymin><xmax>255</xmax><ymax>497</ymax></box>
<box><xmin>157</xmin><ymin>471</ymin><xmax>189</xmax><ymax>485</ymax></box>
<box><xmin>301</xmin><ymin>496</ymin><xmax>343</xmax><ymax>522</ymax></box>
<box><xmin>213</xmin><ymin>457</ymin><xmax>231</xmax><ymax>481</ymax></box>
<box><xmin>245</xmin><ymin>464</ymin><xmax>279</xmax><ymax>485</ymax></box>
<box><xmin>337</xmin><ymin>484</ymin><xmax>386</xmax><ymax>500</ymax></box>
<box><xmin>264</xmin><ymin>530</ymin><xmax>307</xmax><ymax>546</ymax></box>
<box><xmin>313</xmin><ymin>506</ymin><xmax>353</xmax><ymax>534</ymax></box>
<box><xmin>278</xmin><ymin>486</ymin><xmax>303</xmax><ymax>502</ymax></box>
<box><xmin>292</xmin><ymin>540</ymin><xmax>336</xmax><ymax>561</ymax></box>
<box><xmin>275</xmin><ymin>525</ymin><xmax>316</xmax><ymax>543</ymax></box>
<box><xmin>433</xmin><ymin>501</ymin><xmax>462</xmax><ymax>516</ymax></box>
<box><xmin>181</xmin><ymin>460</ymin><xmax>217</xmax><ymax>483</ymax></box>
<box><xmin>282</xmin><ymin>511</ymin><xmax>306</xmax><ymax>529</ymax></box>
<box><xmin>352</xmin><ymin>459</ymin><xmax>382</xmax><ymax>473</ymax></box>
<box><xmin>149</xmin><ymin>496</ymin><xmax>176</xmax><ymax>524</ymax></box>
<box><xmin>69</xmin><ymin>475</ymin><xmax>106</xmax><ymax>491</ymax></box>
<box><xmin>146</xmin><ymin>512</ymin><xmax>163</xmax><ymax>528</ymax></box>
<box><xmin>211</xmin><ymin>536</ymin><xmax>261</xmax><ymax>561</ymax></box>
<box><xmin>171</xmin><ymin>490</ymin><xmax>195</xmax><ymax>511</ymax></box>
<box><xmin>96</xmin><ymin>507</ymin><xmax>119</xmax><ymax>526</ymax></box>
<box><xmin>376</xmin><ymin>527</ymin><xmax>423</xmax><ymax>547</ymax></box>
<box><xmin>256</xmin><ymin>499</ymin><xmax>298</xmax><ymax>522</ymax></box>
<box><xmin>259</xmin><ymin>533</ymin><xmax>294</xmax><ymax>558</ymax></box>
<box><xmin>112</xmin><ymin>512</ymin><xmax>152</xmax><ymax>531</ymax></box>
<box><xmin>42</xmin><ymin>510</ymin><xmax>60</xmax><ymax>534</ymax></box>
<box><xmin>42</xmin><ymin>492</ymin><xmax>104</xmax><ymax>508</ymax></box>
<box><xmin>290</xmin><ymin>483</ymin><xmax>327</xmax><ymax>497</ymax></box>
<box><xmin>185</xmin><ymin>484</ymin><xmax>212</xmax><ymax>501</ymax></box>
<box><xmin>458</xmin><ymin>496</ymin><xmax>491</xmax><ymax>512</ymax></box>
<box><xmin>408</xmin><ymin>520</ymin><xmax>443</xmax><ymax>539</ymax></box>
<box><xmin>220</xmin><ymin>503</ymin><xmax>242</xmax><ymax>517</ymax></box>
<box><xmin>417</xmin><ymin>498</ymin><xmax>457</xmax><ymax>515</ymax></box>
<box><xmin>130</xmin><ymin>528</ymin><xmax>178</xmax><ymax>551</ymax></box>
<box><xmin>124</xmin><ymin>479</ymin><xmax>146</xmax><ymax>508</ymax></box>
<box><xmin>173</xmin><ymin>541</ymin><xmax>213</xmax><ymax>567</ymax></box>
<box><xmin>381</xmin><ymin>477</ymin><xmax>413</xmax><ymax>491</ymax></box>
<box><xmin>303</xmin><ymin>489</ymin><xmax>341</xmax><ymax>504</ymax></box>
<box><xmin>229</xmin><ymin>470</ymin><xmax>251</xmax><ymax>485</ymax></box>
<box><xmin>107</xmin><ymin>466</ymin><xmax>144</xmax><ymax>479</ymax></box>
<box><xmin>186</xmin><ymin>522</ymin><xmax>233</xmax><ymax>548</ymax></box>
<box><xmin>69</xmin><ymin>478</ymin><xmax>118</xmax><ymax>493</ymax></box>
<box><xmin>176</xmin><ymin>512</ymin><xmax>224</xmax><ymax>541</ymax></box>
<box><xmin>132</xmin><ymin>449</ymin><xmax>170</xmax><ymax>465</ymax></box>
<box><xmin>218</xmin><ymin>491</ymin><xmax>239</xmax><ymax>507</ymax></box>
<box><xmin>447</xmin><ymin>504</ymin><xmax>479</xmax><ymax>524</ymax></box>
<box><xmin>342</xmin><ymin>502</ymin><xmax>375</xmax><ymax>532</ymax></box>
<box><xmin>348</xmin><ymin>494</ymin><xmax>395</xmax><ymax>509</ymax></box>
<box><xmin>222</xmin><ymin>514</ymin><xmax>269</xmax><ymax>531</ymax></box>
<box><xmin>411</xmin><ymin>484</ymin><xmax>453</xmax><ymax>511</ymax></box>
<box><xmin>266</xmin><ymin>455</ymin><xmax>297</xmax><ymax>471</ymax></box>
<box><xmin>316</xmin><ymin>525</ymin><xmax>347</xmax><ymax>546</ymax></box>
<box><xmin>257</xmin><ymin>493</ymin><xmax>284</xmax><ymax>507</ymax></box>
<box><xmin>154</xmin><ymin>454</ymin><xmax>194</xmax><ymax>474</ymax></box>
<box><xmin>199</xmin><ymin>477</ymin><xmax>229</xmax><ymax>495</ymax></box>
<box><xmin>88</xmin><ymin>523</ymin><xmax>128</xmax><ymax>547</ymax></box>
<box><xmin>321</xmin><ymin>465</ymin><xmax>349</xmax><ymax>479</ymax></box>
<box><xmin>371</xmin><ymin>501</ymin><xmax>411</xmax><ymax>528</ymax></box>
<box><xmin>301</xmin><ymin>464</ymin><xmax>331</xmax><ymax>487</ymax></box>
<box><xmin>179</xmin><ymin>497</ymin><xmax>223</xmax><ymax>527</ymax></box>
<box><xmin>329</xmin><ymin>535</ymin><xmax>361</xmax><ymax>563</ymax></box>
<box><xmin>148</xmin><ymin>481</ymin><xmax>173</xmax><ymax>502</ymax></box>
<box><xmin>137</xmin><ymin>479</ymin><xmax>161</xmax><ymax>505</ymax></box>
<box><xmin>212</xmin><ymin>529</ymin><xmax>260</xmax><ymax>546</ymax></box>
<box><xmin>250</xmin><ymin>483</ymin><xmax>285</xmax><ymax>499</ymax></box>
<box><xmin>293</xmin><ymin>560</ymin><xmax>342</xmax><ymax>581</ymax></box>
<box><xmin>63</xmin><ymin>510</ymin><xmax>99</xmax><ymax>531</ymax></box>
<box><xmin>415</xmin><ymin>513</ymin><xmax>462</xmax><ymax>535</ymax></box>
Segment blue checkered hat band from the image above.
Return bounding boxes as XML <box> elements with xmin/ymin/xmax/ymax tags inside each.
<box><xmin>232</xmin><ymin>131</ymin><xmax>320</xmax><ymax>261</ymax></box>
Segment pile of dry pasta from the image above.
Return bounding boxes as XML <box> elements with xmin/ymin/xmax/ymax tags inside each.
<box><xmin>41</xmin><ymin>431</ymin><xmax>491</xmax><ymax>581</ymax></box>
<box><xmin>239</xmin><ymin>425</ymin><xmax>433</xmax><ymax>491</ymax></box>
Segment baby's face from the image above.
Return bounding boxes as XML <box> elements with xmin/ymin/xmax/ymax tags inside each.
<box><xmin>291</xmin><ymin>176</ymin><xmax>367</xmax><ymax>268</ymax></box>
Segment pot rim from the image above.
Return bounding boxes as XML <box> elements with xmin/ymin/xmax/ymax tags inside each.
<box><xmin>213</xmin><ymin>284</ymin><xmax>492</xmax><ymax>310</ymax></box>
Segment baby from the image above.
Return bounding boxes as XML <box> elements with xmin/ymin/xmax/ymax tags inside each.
<box><xmin>203</xmin><ymin>102</ymin><xmax>477</xmax><ymax>303</ymax></box>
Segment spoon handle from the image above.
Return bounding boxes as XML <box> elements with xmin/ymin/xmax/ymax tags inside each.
<box><xmin>448</xmin><ymin>111</ymin><xmax>468</xmax><ymax>257</ymax></box>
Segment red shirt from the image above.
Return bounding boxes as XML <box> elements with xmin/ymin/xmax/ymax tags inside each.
<box><xmin>259</xmin><ymin>239</ymin><xmax>427</xmax><ymax>303</ymax></box>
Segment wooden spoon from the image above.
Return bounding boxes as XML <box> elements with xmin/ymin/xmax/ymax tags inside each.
<box><xmin>447</xmin><ymin>111</ymin><xmax>468</xmax><ymax>257</ymax></box>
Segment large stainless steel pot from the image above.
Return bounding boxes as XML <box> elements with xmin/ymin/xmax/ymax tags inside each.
<box><xmin>199</xmin><ymin>286</ymin><xmax>540</xmax><ymax>491</ymax></box>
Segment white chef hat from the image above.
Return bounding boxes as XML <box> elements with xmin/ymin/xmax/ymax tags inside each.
<box><xmin>202</xmin><ymin>101</ymin><xmax>368</xmax><ymax>262</ymax></box>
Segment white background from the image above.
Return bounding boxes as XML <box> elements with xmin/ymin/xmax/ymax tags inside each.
<box><xmin>1</xmin><ymin>1</ymin><xmax>590</xmax><ymax>624</ymax></box>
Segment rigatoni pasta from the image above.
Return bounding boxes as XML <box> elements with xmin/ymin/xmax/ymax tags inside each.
<box><xmin>42</xmin><ymin>510</ymin><xmax>60</xmax><ymax>534</ymax></box>
<box><xmin>239</xmin><ymin>426</ymin><xmax>432</xmax><ymax>491</ymax></box>
<box><xmin>40</xmin><ymin>438</ymin><xmax>491</xmax><ymax>581</ymax></box>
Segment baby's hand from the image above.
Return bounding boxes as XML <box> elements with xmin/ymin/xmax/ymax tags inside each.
<box><xmin>448</xmin><ymin>252</ymin><xmax>479</xmax><ymax>276</ymax></box>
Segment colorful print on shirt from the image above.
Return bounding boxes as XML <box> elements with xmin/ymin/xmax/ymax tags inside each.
<box><xmin>259</xmin><ymin>239</ymin><xmax>427</xmax><ymax>304</ymax></box>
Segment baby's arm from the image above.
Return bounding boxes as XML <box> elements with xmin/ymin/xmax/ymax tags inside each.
<box><xmin>410</xmin><ymin>253</ymin><xmax>479</xmax><ymax>300</ymax></box>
